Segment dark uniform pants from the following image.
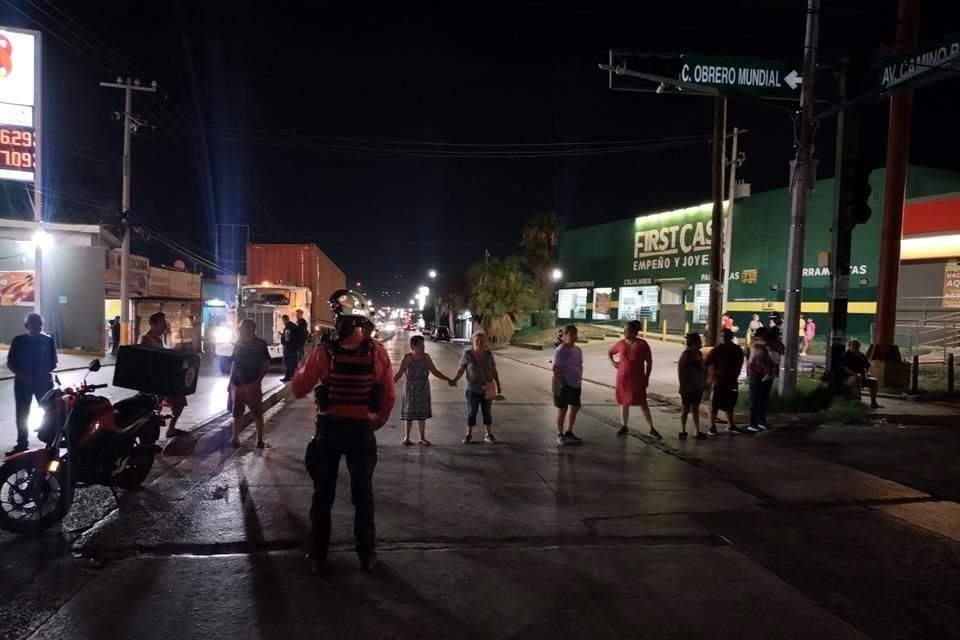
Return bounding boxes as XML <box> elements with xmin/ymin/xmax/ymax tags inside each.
<box><xmin>305</xmin><ymin>415</ymin><xmax>378</xmax><ymax>561</ymax></box>
<box><xmin>283</xmin><ymin>346</ymin><xmax>298</xmax><ymax>380</ymax></box>
<box><xmin>14</xmin><ymin>377</ymin><xmax>53</xmax><ymax>447</ymax></box>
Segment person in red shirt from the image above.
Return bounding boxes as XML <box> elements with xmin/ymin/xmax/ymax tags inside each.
<box><xmin>293</xmin><ymin>290</ymin><xmax>395</xmax><ymax>575</ymax></box>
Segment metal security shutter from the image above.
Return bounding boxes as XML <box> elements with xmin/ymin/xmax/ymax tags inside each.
<box><xmin>134</xmin><ymin>301</ymin><xmax>162</xmax><ymax>340</ymax></box>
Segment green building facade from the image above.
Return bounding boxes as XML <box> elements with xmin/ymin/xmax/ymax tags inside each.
<box><xmin>556</xmin><ymin>166</ymin><xmax>960</xmax><ymax>342</ymax></box>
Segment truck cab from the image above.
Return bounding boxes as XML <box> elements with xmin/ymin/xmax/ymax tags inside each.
<box><xmin>214</xmin><ymin>285</ymin><xmax>312</xmax><ymax>374</ymax></box>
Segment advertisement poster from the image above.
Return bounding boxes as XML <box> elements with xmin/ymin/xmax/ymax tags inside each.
<box><xmin>943</xmin><ymin>261</ymin><xmax>960</xmax><ymax>308</ymax></box>
<box><xmin>0</xmin><ymin>270</ymin><xmax>34</xmax><ymax>305</ymax></box>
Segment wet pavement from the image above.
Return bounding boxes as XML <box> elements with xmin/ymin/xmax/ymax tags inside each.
<box><xmin>1</xmin><ymin>333</ymin><xmax>958</xmax><ymax>639</ymax></box>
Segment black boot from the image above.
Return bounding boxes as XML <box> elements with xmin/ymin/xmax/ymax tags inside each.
<box><xmin>359</xmin><ymin>551</ymin><xmax>378</xmax><ymax>574</ymax></box>
<box><xmin>306</xmin><ymin>552</ymin><xmax>327</xmax><ymax>576</ymax></box>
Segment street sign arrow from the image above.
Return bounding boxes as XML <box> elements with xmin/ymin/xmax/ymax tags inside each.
<box><xmin>784</xmin><ymin>70</ymin><xmax>803</xmax><ymax>90</ymax></box>
<box><xmin>678</xmin><ymin>55</ymin><xmax>803</xmax><ymax>99</ymax></box>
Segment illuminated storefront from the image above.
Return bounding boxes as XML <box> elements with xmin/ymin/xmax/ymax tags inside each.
<box><xmin>556</xmin><ymin>166</ymin><xmax>960</xmax><ymax>341</ymax></box>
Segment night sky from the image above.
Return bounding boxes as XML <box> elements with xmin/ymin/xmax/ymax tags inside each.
<box><xmin>1</xmin><ymin>0</ymin><xmax>958</xmax><ymax>306</ymax></box>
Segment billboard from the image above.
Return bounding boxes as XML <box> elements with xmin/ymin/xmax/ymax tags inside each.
<box><xmin>0</xmin><ymin>270</ymin><xmax>35</xmax><ymax>306</ymax></box>
<box><xmin>0</xmin><ymin>27</ymin><xmax>38</xmax><ymax>182</ymax></box>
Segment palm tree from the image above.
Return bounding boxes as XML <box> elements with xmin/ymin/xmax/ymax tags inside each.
<box><xmin>521</xmin><ymin>212</ymin><xmax>564</xmax><ymax>313</ymax></box>
<box><xmin>468</xmin><ymin>255</ymin><xmax>537</xmax><ymax>343</ymax></box>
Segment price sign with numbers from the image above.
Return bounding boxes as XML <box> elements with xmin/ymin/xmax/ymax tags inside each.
<box><xmin>0</xmin><ymin>27</ymin><xmax>39</xmax><ymax>183</ymax></box>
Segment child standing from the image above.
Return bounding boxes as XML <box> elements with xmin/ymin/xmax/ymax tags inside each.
<box><xmin>677</xmin><ymin>333</ymin><xmax>706</xmax><ymax>440</ymax></box>
<box><xmin>393</xmin><ymin>335</ymin><xmax>451</xmax><ymax>446</ymax></box>
<box><xmin>553</xmin><ymin>325</ymin><xmax>584</xmax><ymax>445</ymax></box>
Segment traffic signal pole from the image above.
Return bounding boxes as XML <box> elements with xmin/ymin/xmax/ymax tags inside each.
<box><xmin>707</xmin><ymin>97</ymin><xmax>726</xmax><ymax>347</ymax></box>
<box><xmin>779</xmin><ymin>0</ymin><xmax>820</xmax><ymax>402</ymax></box>
<box><xmin>826</xmin><ymin>59</ymin><xmax>862</xmax><ymax>383</ymax></box>
<box><xmin>870</xmin><ymin>0</ymin><xmax>920</xmax><ymax>384</ymax></box>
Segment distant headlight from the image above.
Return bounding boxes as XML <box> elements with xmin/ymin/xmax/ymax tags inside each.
<box><xmin>214</xmin><ymin>326</ymin><xmax>234</xmax><ymax>344</ymax></box>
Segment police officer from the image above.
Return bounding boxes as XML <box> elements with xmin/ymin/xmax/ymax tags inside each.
<box><xmin>292</xmin><ymin>290</ymin><xmax>396</xmax><ymax>575</ymax></box>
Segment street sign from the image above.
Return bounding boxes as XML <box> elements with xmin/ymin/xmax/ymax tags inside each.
<box><xmin>876</xmin><ymin>31</ymin><xmax>960</xmax><ymax>94</ymax></box>
<box><xmin>678</xmin><ymin>55</ymin><xmax>803</xmax><ymax>98</ymax></box>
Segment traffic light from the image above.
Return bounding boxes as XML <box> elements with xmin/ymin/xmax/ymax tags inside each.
<box><xmin>843</xmin><ymin>163</ymin><xmax>872</xmax><ymax>226</ymax></box>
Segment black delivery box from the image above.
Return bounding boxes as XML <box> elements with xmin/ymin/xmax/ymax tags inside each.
<box><xmin>113</xmin><ymin>346</ymin><xmax>201</xmax><ymax>396</ymax></box>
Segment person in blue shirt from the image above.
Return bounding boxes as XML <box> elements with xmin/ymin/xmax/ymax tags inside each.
<box><xmin>553</xmin><ymin>325</ymin><xmax>584</xmax><ymax>445</ymax></box>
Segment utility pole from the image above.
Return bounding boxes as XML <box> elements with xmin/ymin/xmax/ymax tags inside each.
<box><xmin>721</xmin><ymin>127</ymin><xmax>743</xmax><ymax>316</ymax></box>
<box><xmin>100</xmin><ymin>77</ymin><xmax>156</xmax><ymax>346</ymax></box>
<box><xmin>32</xmin><ymin>35</ymin><xmax>43</xmax><ymax>318</ymax></box>
<box><xmin>870</xmin><ymin>0</ymin><xmax>920</xmax><ymax>386</ymax></box>
<box><xmin>707</xmin><ymin>97</ymin><xmax>726</xmax><ymax>347</ymax></box>
<box><xmin>779</xmin><ymin>0</ymin><xmax>820</xmax><ymax>401</ymax></box>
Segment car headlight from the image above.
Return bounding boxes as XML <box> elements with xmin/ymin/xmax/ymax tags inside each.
<box><xmin>214</xmin><ymin>326</ymin><xmax>234</xmax><ymax>344</ymax></box>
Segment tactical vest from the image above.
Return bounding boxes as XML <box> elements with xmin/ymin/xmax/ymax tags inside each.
<box><xmin>315</xmin><ymin>339</ymin><xmax>382</xmax><ymax>414</ymax></box>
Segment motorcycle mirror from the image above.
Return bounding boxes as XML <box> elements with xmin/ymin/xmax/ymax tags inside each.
<box><xmin>54</xmin><ymin>375</ymin><xmax>61</xmax><ymax>386</ymax></box>
<box><xmin>88</xmin><ymin>359</ymin><xmax>102</xmax><ymax>372</ymax></box>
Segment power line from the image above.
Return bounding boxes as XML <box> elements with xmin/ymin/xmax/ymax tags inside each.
<box><xmin>148</xmin><ymin>121</ymin><xmax>712</xmax><ymax>158</ymax></box>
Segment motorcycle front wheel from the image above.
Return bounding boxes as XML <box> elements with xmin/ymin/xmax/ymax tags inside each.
<box><xmin>113</xmin><ymin>436</ymin><xmax>156</xmax><ymax>491</ymax></box>
<box><xmin>0</xmin><ymin>456</ymin><xmax>73</xmax><ymax>535</ymax></box>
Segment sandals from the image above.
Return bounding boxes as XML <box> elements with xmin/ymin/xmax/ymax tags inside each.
<box><xmin>679</xmin><ymin>432</ymin><xmax>688</xmax><ymax>440</ymax></box>
<box><xmin>420</xmin><ymin>439</ymin><xmax>432</xmax><ymax>447</ymax></box>
<box><xmin>401</xmin><ymin>438</ymin><xmax>414</xmax><ymax>446</ymax></box>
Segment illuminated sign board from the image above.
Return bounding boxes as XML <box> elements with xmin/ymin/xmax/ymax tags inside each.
<box><xmin>0</xmin><ymin>28</ymin><xmax>38</xmax><ymax>182</ymax></box>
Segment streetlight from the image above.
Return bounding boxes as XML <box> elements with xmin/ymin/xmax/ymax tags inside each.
<box><xmin>551</xmin><ymin>268</ymin><xmax>563</xmax><ymax>282</ymax></box>
<box><xmin>409</xmin><ymin>299</ymin><xmax>416</xmax><ymax>305</ymax></box>
<box><xmin>428</xmin><ymin>269</ymin><xmax>438</xmax><ymax>279</ymax></box>
<box><xmin>32</xmin><ymin>229</ymin><xmax>53</xmax><ymax>252</ymax></box>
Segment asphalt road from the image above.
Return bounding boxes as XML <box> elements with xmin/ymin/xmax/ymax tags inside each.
<box><xmin>2</xmin><ymin>332</ymin><xmax>958</xmax><ymax>639</ymax></box>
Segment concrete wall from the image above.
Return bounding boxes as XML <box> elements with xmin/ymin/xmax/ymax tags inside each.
<box><xmin>0</xmin><ymin>241</ymin><xmax>105</xmax><ymax>350</ymax></box>
<box><xmin>0</xmin><ymin>238</ymin><xmax>37</xmax><ymax>344</ymax></box>
<box><xmin>41</xmin><ymin>246</ymin><xmax>107</xmax><ymax>351</ymax></box>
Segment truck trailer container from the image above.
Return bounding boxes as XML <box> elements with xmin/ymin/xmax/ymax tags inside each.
<box><xmin>246</xmin><ymin>243</ymin><xmax>346</xmax><ymax>330</ymax></box>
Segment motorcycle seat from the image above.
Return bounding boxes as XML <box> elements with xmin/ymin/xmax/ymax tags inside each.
<box><xmin>113</xmin><ymin>395</ymin><xmax>157</xmax><ymax>427</ymax></box>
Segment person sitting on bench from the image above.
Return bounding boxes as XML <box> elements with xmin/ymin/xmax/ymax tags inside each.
<box><xmin>840</xmin><ymin>339</ymin><xmax>882</xmax><ymax>410</ymax></box>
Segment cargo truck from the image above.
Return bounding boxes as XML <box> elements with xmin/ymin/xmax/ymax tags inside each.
<box><xmin>213</xmin><ymin>243</ymin><xmax>346</xmax><ymax>374</ymax></box>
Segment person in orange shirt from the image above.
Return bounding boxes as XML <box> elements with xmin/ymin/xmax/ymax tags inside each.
<box><xmin>293</xmin><ymin>290</ymin><xmax>395</xmax><ymax>575</ymax></box>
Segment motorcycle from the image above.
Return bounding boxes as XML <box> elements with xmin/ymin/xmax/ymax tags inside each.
<box><xmin>0</xmin><ymin>359</ymin><xmax>163</xmax><ymax>535</ymax></box>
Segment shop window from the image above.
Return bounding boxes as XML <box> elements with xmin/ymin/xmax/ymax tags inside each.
<box><xmin>558</xmin><ymin>288</ymin><xmax>588</xmax><ymax>320</ymax></box>
<box><xmin>692</xmin><ymin>283</ymin><xmax>710</xmax><ymax>324</ymax></box>
<box><xmin>619</xmin><ymin>286</ymin><xmax>658</xmax><ymax>322</ymax></box>
<box><xmin>592</xmin><ymin>287</ymin><xmax>613</xmax><ymax>320</ymax></box>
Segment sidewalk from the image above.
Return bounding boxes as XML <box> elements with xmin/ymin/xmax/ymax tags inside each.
<box><xmin>498</xmin><ymin>339</ymin><xmax>960</xmax><ymax>426</ymax></box>
<box><xmin>0</xmin><ymin>349</ymin><xmax>116</xmax><ymax>381</ymax></box>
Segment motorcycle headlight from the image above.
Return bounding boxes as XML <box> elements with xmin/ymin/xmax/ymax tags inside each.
<box><xmin>214</xmin><ymin>326</ymin><xmax>234</xmax><ymax>344</ymax></box>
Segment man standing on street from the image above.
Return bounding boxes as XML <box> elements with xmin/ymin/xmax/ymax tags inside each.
<box><xmin>295</xmin><ymin>309</ymin><xmax>310</xmax><ymax>361</ymax></box>
<box><xmin>704</xmin><ymin>329</ymin><xmax>745</xmax><ymax>435</ymax></box>
<box><xmin>6</xmin><ymin>313</ymin><xmax>57</xmax><ymax>456</ymax></box>
<box><xmin>139</xmin><ymin>312</ymin><xmax>189</xmax><ymax>439</ymax></box>
<box><xmin>293</xmin><ymin>290</ymin><xmax>395</xmax><ymax>575</ymax></box>
<box><xmin>553</xmin><ymin>325</ymin><xmax>583</xmax><ymax>445</ymax></box>
<box><xmin>229</xmin><ymin>318</ymin><xmax>272</xmax><ymax>448</ymax></box>
<box><xmin>280</xmin><ymin>314</ymin><xmax>299</xmax><ymax>383</ymax></box>
<box><xmin>110</xmin><ymin>315</ymin><xmax>121</xmax><ymax>356</ymax></box>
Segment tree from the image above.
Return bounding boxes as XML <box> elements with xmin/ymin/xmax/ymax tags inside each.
<box><xmin>521</xmin><ymin>211</ymin><xmax>564</xmax><ymax>312</ymax></box>
<box><xmin>437</xmin><ymin>273</ymin><xmax>471</xmax><ymax>333</ymax></box>
<box><xmin>468</xmin><ymin>255</ymin><xmax>537</xmax><ymax>343</ymax></box>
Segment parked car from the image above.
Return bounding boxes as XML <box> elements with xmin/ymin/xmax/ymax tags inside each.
<box><xmin>432</xmin><ymin>325</ymin><xmax>451</xmax><ymax>342</ymax></box>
